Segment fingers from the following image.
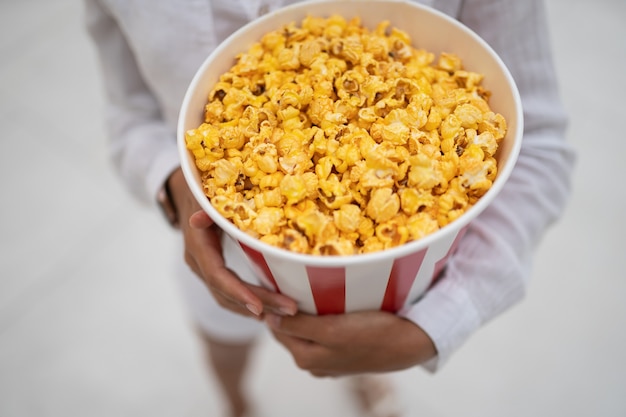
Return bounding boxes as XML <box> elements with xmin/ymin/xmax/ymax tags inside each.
<box><xmin>266</xmin><ymin>311</ymin><xmax>439</xmax><ymax>377</ymax></box>
<box><xmin>189</xmin><ymin>210</ymin><xmax>214</xmax><ymax>229</ymax></box>
<box><xmin>265</xmin><ymin>314</ymin><xmax>309</xmax><ymax>348</ymax></box>
<box><xmin>185</xmin><ymin>209</ymin><xmax>298</xmax><ymax>317</ymax></box>
<box><xmin>266</xmin><ymin>315</ymin><xmax>353</xmax><ymax>377</ymax></box>
<box><xmin>209</xmin><ymin>265</ymin><xmax>266</xmax><ymax>316</ymax></box>
<box><xmin>266</xmin><ymin>312</ymin><xmax>345</xmax><ymax>344</ymax></box>
<box><xmin>183</xmin><ymin>254</ymin><xmax>261</xmax><ymax>317</ymax></box>
<box><xmin>247</xmin><ymin>285</ymin><xmax>298</xmax><ymax>316</ymax></box>
<box><xmin>184</xmin><ymin>212</ymin><xmax>265</xmax><ymax>316</ymax></box>
<box><xmin>173</xmin><ymin>177</ymin><xmax>261</xmax><ymax>315</ymax></box>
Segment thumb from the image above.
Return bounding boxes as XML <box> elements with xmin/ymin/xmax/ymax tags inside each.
<box><xmin>266</xmin><ymin>313</ymin><xmax>341</xmax><ymax>344</ymax></box>
<box><xmin>189</xmin><ymin>210</ymin><xmax>215</xmax><ymax>229</ymax></box>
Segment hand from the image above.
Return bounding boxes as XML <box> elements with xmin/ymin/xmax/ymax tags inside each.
<box><xmin>167</xmin><ymin>167</ymin><xmax>298</xmax><ymax>318</ymax></box>
<box><xmin>265</xmin><ymin>310</ymin><xmax>437</xmax><ymax>377</ymax></box>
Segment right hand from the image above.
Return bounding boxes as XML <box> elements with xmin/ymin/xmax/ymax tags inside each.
<box><xmin>166</xmin><ymin>167</ymin><xmax>298</xmax><ymax>319</ymax></box>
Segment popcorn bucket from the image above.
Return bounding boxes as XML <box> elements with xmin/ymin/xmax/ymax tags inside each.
<box><xmin>177</xmin><ymin>0</ymin><xmax>523</xmax><ymax>315</ymax></box>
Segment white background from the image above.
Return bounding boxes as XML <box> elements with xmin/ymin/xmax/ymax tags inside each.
<box><xmin>0</xmin><ymin>0</ymin><xmax>624</xmax><ymax>416</ymax></box>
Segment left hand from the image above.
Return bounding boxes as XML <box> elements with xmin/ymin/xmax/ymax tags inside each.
<box><xmin>167</xmin><ymin>168</ymin><xmax>297</xmax><ymax>318</ymax></box>
<box><xmin>265</xmin><ymin>310</ymin><xmax>437</xmax><ymax>377</ymax></box>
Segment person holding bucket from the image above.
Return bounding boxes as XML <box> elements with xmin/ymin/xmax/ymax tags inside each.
<box><xmin>84</xmin><ymin>0</ymin><xmax>575</xmax><ymax>416</ymax></box>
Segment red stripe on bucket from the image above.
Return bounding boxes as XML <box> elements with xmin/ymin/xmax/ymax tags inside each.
<box><xmin>306</xmin><ymin>266</ymin><xmax>346</xmax><ymax>315</ymax></box>
<box><xmin>239</xmin><ymin>242</ymin><xmax>280</xmax><ymax>293</ymax></box>
<box><xmin>429</xmin><ymin>226</ymin><xmax>469</xmax><ymax>288</ymax></box>
<box><xmin>380</xmin><ymin>248</ymin><xmax>427</xmax><ymax>313</ymax></box>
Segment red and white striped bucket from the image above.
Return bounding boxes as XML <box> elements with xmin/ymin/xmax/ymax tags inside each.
<box><xmin>178</xmin><ymin>0</ymin><xmax>523</xmax><ymax>315</ymax></box>
<box><xmin>234</xmin><ymin>225</ymin><xmax>468</xmax><ymax>315</ymax></box>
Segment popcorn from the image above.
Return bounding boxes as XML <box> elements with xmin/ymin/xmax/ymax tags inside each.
<box><xmin>186</xmin><ymin>15</ymin><xmax>507</xmax><ymax>255</ymax></box>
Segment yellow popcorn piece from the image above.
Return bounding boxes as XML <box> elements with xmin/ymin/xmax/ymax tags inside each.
<box><xmin>212</xmin><ymin>159</ymin><xmax>240</xmax><ymax>187</ymax></box>
<box><xmin>252</xmin><ymin>143</ymin><xmax>279</xmax><ymax>174</ymax></box>
<box><xmin>252</xmin><ymin>207</ymin><xmax>285</xmax><ymax>235</ymax></box>
<box><xmin>459</xmin><ymin>144</ymin><xmax>497</xmax><ymax>196</ymax></box>
<box><xmin>407</xmin><ymin>212</ymin><xmax>439</xmax><ymax>240</ymax></box>
<box><xmin>280</xmin><ymin>174</ymin><xmax>307</xmax><ymax>205</ymax></box>
<box><xmin>186</xmin><ymin>14</ymin><xmax>507</xmax><ymax>255</ymax></box>
<box><xmin>367</xmin><ymin>188</ymin><xmax>400</xmax><ymax>224</ymax></box>
<box><xmin>376</xmin><ymin>217</ymin><xmax>409</xmax><ymax>249</ymax></box>
<box><xmin>438</xmin><ymin>52</ymin><xmax>462</xmax><ymax>73</ymax></box>
<box><xmin>333</xmin><ymin>203</ymin><xmax>362</xmax><ymax>233</ymax></box>
<box><xmin>254</xmin><ymin>187</ymin><xmax>283</xmax><ymax>208</ymax></box>
<box><xmin>294</xmin><ymin>209</ymin><xmax>330</xmax><ymax>244</ymax></box>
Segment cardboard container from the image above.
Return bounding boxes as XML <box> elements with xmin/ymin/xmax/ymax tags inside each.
<box><xmin>177</xmin><ymin>0</ymin><xmax>523</xmax><ymax>315</ymax></box>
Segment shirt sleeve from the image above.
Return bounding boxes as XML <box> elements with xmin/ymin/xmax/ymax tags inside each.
<box><xmin>399</xmin><ymin>0</ymin><xmax>576</xmax><ymax>372</ymax></box>
<box><xmin>83</xmin><ymin>0</ymin><xmax>181</xmax><ymax>205</ymax></box>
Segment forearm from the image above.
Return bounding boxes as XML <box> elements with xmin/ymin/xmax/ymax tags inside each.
<box><xmin>401</xmin><ymin>137</ymin><xmax>575</xmax><ymax>371</ymax></box>
<box><xmin>400</xmin><ymin>0</ymin><xmax>576</xmax><ymax>371</ymax></box>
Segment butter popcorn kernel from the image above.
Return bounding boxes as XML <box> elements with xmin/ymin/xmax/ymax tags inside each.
<box><xmin>186</xmin><ymin>15</ymin><xmax>507</xmax><ymax>255</ymax></box>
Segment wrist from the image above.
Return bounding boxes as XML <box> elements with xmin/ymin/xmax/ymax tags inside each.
<box><xmin>157</xmin><ymin>169</ymin><xmax>180</xmax><ymax>228</ymax></box>
<box><xmin>165</xmin><ymin>167</ymin><xmax>201</xmax><ymax>230</ymax></box>
<box><xmin>400</xmin><ymin>317</ymin><xmax>438</xmax><ymax>366</ymax></box>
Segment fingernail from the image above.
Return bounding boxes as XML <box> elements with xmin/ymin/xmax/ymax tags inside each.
<box><xmin>265</xmin><ymin>313</ymin><xmax>281</xmax><ymax>329</ymax></box>
<box><xmin>246</xmin><ymin>303</ymin><xmax>262</xmax><ymax>316</ymax></box>
<box><xmin>279</xmin><ymin>306</ymin><xmax>297</xmax><ymax>316</ymax></box>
